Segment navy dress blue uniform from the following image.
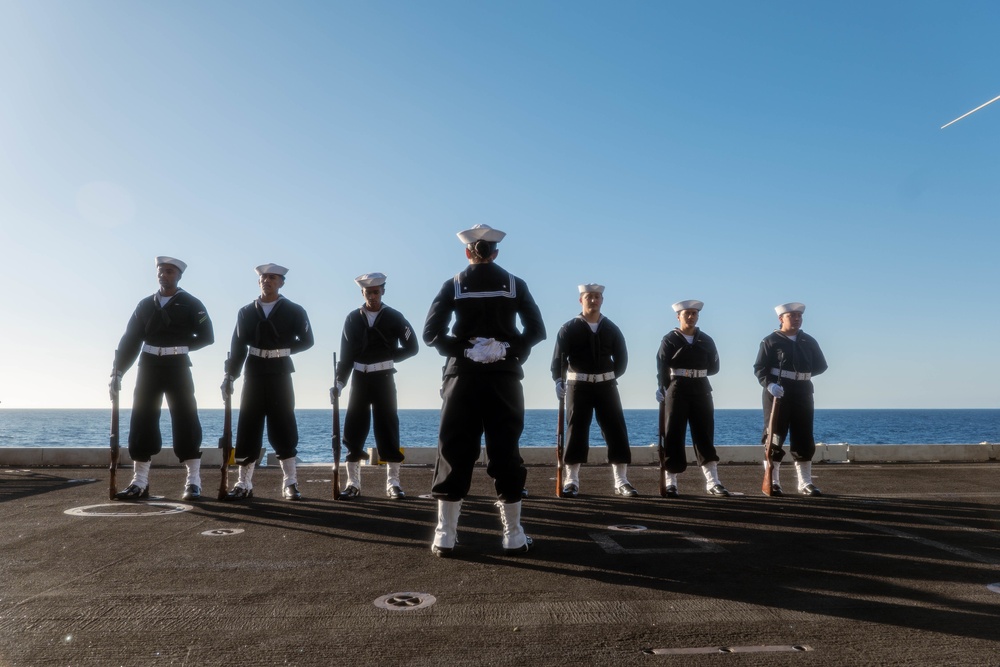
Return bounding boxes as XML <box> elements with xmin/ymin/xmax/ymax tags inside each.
<box><xmin>753</xmin><ymin>330</ymin><xmax>827</xmax><ymax>461</ymax></box>
<box><xmin>552</xmin><ymin>315</ymin><xmax>631</xmax><ymax>466</ymax></box>
<box><xmin>424</xmin><ymin>262</ymin><xmax>545</xmax><ymax>501</ymax></box>
<box><xmin>656</xmin><ymin>328</ymin><xmax>720</xmax><ymax>472</ymax></box>
<box><xmin>424</xmin><ymin>225</ymin><xmax>545</xmax><ymax>556</ymax></box>
<box><xmin>753</xmin><ymin>302</ymin><xmax>827</xmax><ymax>496</ymax></box>
<box><xmin>336</xmin><ymin>304</ymin><xmax>418</xmax><ymax>464</ymax></box>
<box><xmin>115</xmin><ymin>263</ymin><xmax>213</xmax><ymax>464</ymax></box>
<box><xmin>228</xmin><ymin>295</ymin><xmax>314</xmax><ymax>463</ymax></box>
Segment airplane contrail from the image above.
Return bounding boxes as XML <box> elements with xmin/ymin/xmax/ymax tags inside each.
<box><xmin>941</xmin><ymin>93</ymin><xmax>1000</xmax><ymax>129</ymax></box>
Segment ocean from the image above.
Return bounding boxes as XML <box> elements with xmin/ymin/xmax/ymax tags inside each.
<box><xmin>2</xmin><ymin>409</ymin><xmax>998</xmax><ymax>463</ymax></box>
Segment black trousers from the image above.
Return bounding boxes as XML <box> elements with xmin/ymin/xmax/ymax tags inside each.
<box><xmin>128</xmin><ymin>365</ymin><xmax>202</xmax><ymax>462</ymax></box>
<box><xmin>663</xmin><ymin>388</ymin><xmax>718</xmax><ymax>473</ymax></box>
<box><xmin>431</xmin><ymin>372</ymin><xmax>527</xmax><ymax>503</ymax></box>
<box><xmin>564</xmin><ymin>382</ymin><xmax>631</xmax><ymax>465</ymax></box>
<box><xmin>343</xmin><ymin>372</ymin><xmax>403</xmax><ymax>463</ymax></box>
<box><xmin>761</xmin><ymin>390</ymin><xmax>816</xmax><ymax>461</ymax></box>
<box><xmin>235</xmin><ymin>373</ymin><xmax>298</xmax><ymax>463</ymax></box>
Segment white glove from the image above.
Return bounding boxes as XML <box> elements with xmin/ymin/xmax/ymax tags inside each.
<box><xmin>555</xmin><ymin>380</ymin><xmax>566</xmax><ymax>400</ymax></box>
<box><xmin>481</xmin><ymin>340</ymin><xmax>507</xmax><ymax>363</ymax></box>
<box><xmin>109</xmin><ymin>371</ymin><xmax>123</xmax><ymax>401</ymax></box>
<box><xmin>655</xmin><ymin>386</ymin><xmax>665</xmax><ymax>403</ymax></box>
<box><xmin>767</xmin><ymin>383</ymin><xmax>784</xmax><ymax>399</ymax></box>
<box><xmin>329</xmin><ymin>381</ymin><xmax>344</xmax><ymax>402</ymax></box>
<box><xmin>221</xmin><ymin>374</ymin><xmax>235</xmax><ymax>402</ymax></box>
<box><xmin>464</xmin><ymin>337</ymin><xmax>488</xmax><ymax>362</ymax></box>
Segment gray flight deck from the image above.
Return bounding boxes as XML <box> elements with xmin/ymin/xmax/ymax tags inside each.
<box><xmin>1</xmin><ymin>460</ymin><xmax>999</xmax><ymax>666</ymax></box>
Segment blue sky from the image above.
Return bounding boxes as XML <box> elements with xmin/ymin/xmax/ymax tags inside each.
<box><xmin>1</xmin><ymin>0</ymin><xmax>998</xmax><ymax>410</ymax></box>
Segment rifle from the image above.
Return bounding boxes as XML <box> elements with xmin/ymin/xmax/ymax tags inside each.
<box><xmin>658</xmin><ymin>398</ymin><xmax>667</xmax><ymax>497</ymax></box>
<box><xmin>762</xmin><ymin>396</ymin><xmax>780</xmax><ymax>496</ymax></box>
<box><xmin>555</xmin><ymin>356</ymin><xmax>566</xmax><ymax>497</ymax></box>
<box><xmin>109</xmin><ymin>355</ymin><xmax>120</xmax><ymax>500</ymax></box>
<box><xmin>332</xmin><ymin>353</ymin><xmax>342</xmax><ymax>500</ymax></box>
<box><xmin>218</xmin><ymin>354</ymin><xmax>234</xmax><ymax>500</ymax></box>
<box><xmin>762</xmin><ymin>349</ymin><xmax>785</xmax><ymax>496</ymax></box>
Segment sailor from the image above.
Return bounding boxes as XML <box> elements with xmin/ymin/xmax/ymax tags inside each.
<box><xmin>221</xmin><ymin>263</ymin><xmax>315</xmax><ymax>501</ymax></box>
<box><xmin>753</xmin><ymin>302</ymin><xmax>828</xmax><ymax>496</ymax></box>
<box><xmin>551</xmin><ymin>284</ymin><xmax>636</xmax><ymax>498</ymax></box>
<box><xmin>423</xmin><ymin>224</ymin><xmax>546</xmax><ymax>557</ymax></box>
<box><xmin>655</xmin><ymin>300</ymin><xmax>728</xmax><ymax>497</ymax></box>
<box><xmin>331</xmin><ymin>272</ymin><xmax>419</xmax><ymax>499</ymax></box>
<box><xmin>110</xmin><ymin>256</ymin><xmax>214</xmax><ymax>500</ymax></box>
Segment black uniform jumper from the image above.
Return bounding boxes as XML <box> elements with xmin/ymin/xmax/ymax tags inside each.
<box><xmin>753</xmin><ymin>330</ymin><xmax>828</xmax><ymax>461</ymax></box>
<box><xmin>335</xmin><ymin>305</ymin><xmax>419</xmax><ymax>463</ymax></box>
<box><xmin>656</xmin><ymin>328</ymin><xmax>720</xmax><ymax>473</ymax></box>
<box><xmin>551</xmin><ymin>315</ymin><xmax>631</xmax><ymax>465</ymax></box>
<box><xmin>228</xmin><ymin>296</ymin><xmax>314</xmax><ymax>463</ymax></box>
<box><xmin>423</xmin><ymin>262</ymin><xmax>546</xmax><ymax>502</ymax></box>
<box><xmin>115</xmin><ymin>289</ymin><xmax>214</xmax><ymax>462</ymax></box>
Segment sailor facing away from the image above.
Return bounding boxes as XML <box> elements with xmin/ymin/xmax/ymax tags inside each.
<box><xmin>656</xmin><ymin>300</ymin><xmax>728</xmax><ymax>498</ymax></box>
<box><xmin>551</xmin><ymin>283</ymin><xmax>636</xmax><ymax>499</ymax></box>
<box><xmin>423</xmin><ymin>224</ymin><xmax>546</xmax><ymax>557</ymax></box>
<box><xmin>753</xmin><ymin>302</ymin><xmax>828</xmax><ymax>497</ymax></box>
<box><xmin>221</xmin><ymin>263</ymin><xmax>314</xmax><ymax>502</ymax></box>
<box><xmin>110</xmin><ymin>256</ymin><xmax>214</xmax><ymax>501</ymax></box>
<box><xmin>332</xmin><ymin>272</ymin><xmax>419</xmax><ymax>499</ymax></box>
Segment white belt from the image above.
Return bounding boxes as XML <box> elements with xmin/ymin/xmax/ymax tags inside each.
<box><xmin>670</xmin><ymin>368</ymin><xmax>708</xmax><ymax>378</ymax></box>
<box><xmin>354</xmin><ymin>360</ymin><xmax>394</xmax><ymax>373</ymax></box>
<box><xmin>249</xmin><ymin>347</ymin><xmax>291</xmax><ymax>359</ymax></box>
<box><xmin>141</xmin><ymin>344</ymin><xmax>189</xmax><ymax>356</ymax></box>
<box><xmin>566</xmin><ymin>371</ymin><xmax>616</xmax><ymax>383</ymax></box>
<box><xmin>771</xmin><ymin>368</ymin><xmax>811</xmax><ymax>381</ymax></box>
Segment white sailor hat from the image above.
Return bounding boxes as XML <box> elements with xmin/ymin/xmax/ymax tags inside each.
<box><xmin>155</xmin><ymin>256</ymin><xmax>187</xmax><ymax>273</ymax></box>
<box><xmin>672</xmin><ymin>300</ymin><xmax>704</xmax><ymax>312</ymax></box>
<box><xmin>775</xmin><ymin>302</ymin><xmax>806</xmax><ymax>315</ymax></box>
<box><xmin>255</xmin><ymin>263</ymin><xmax>289</xmax><ymax>277</ymax></box>
<box><xmin>355</xmin><ymin>272</ymin><xmax>387</xmax><ymax>288</ymax></box>
<box><xmin>457</xmin><ymin>224</ymin><xmax>506</xmax><ymax>244</ymax></box>
<box><xmin>578</xmin><ymin>283</ymin><xmax>605</xmax><ymax>294</ymax></box>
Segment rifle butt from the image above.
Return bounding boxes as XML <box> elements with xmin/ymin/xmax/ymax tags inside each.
<box><xmin>555</xmin><ymin>396</ymin><xmax>565</xmax><ymax>498</ymax></box>
<box><xmin>658</xmin><ymin>401</ymin><xmax>667</xmax><ymax>498</ymax></box>
<box><xmin>762</xmin><ymin>396</ymin><xmax>780</xmax><ymax>496</ymax></box>
<box><xmin>109</xmin><ymin>380</ymin><xmax>119</xmax><ymax>501</ymax></box>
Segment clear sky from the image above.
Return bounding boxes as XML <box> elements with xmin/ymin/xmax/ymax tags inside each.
<box><xmin>1</xmin><ymin>0</ymin><xmax>998</xmax><ymax>410</ymax></box>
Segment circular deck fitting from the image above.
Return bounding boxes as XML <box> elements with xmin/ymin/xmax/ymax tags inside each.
<box><xmin>64</xmin><ymin>502</ymin><xmax>193</xmax><ymax>517</ymax></box>
<box><xmin>373</xmin><ymin>592</ymin><xmax>437</xmax><ymax>611</ymax></box>
<box><xmin>608</xmin><ymin>524</ymin><xmax>647</xmax><ymax>532</ymax></box>
<box><xmin>201</xmin><ymin>528</ymin><xmax>245</xmax><ymax>537</ymax></box>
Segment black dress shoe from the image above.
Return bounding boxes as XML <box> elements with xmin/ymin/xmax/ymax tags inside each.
<box><xmin>181</xmin><ymin>484</ymin><xmax>201</xmax><ymax>501</ymax></box>
<box><xmin>561</xmin><ymin>483</ymin><xmax>579</xmax><ymax>498</ymax></box>
<box><xmin>386</xmin><ymin>485</ymin><xmax>406</xmax><ymax>499</ymax></box>
<box><xmin>503</xmin><ymin>536</ymin><xmax>533</xmax><ymax>556</ymax></box>
<box><xmin>800</xmin><ymin>483</ymin><xmax>822</xmax><ymax>497</ymax></box>
<box><xmin>282</xmin><ymin>483</ymin><xmax>303</xmax><ymax>501</ymax></box>
<box><xmin>769</xmin><ymin>484</ymin><xmax>783</xmax><ymax>497</ymax></box>
<box><xmin>431</xmin><ymin>544</ymin><xmax>454</xmax><ymax>558</ymax></box>
<box><xmin>615</xmin><ymin>483</ymin><xmax>639</xmax><ymax>498</ymax></box>
<box><xmin>707</xmin><ymin>484</ymin><xmax>730</xmax><ymax>497</ymax></box>
<box><xmin>114</xmin><ymin>484</ymin><xmax>149</xmax><ymax>501</ymax></box>
<box><xmin>224</xmin><ymin>486</ymin><xmax>253</xmax><ymax>501</ymax></box>
<box><xmin>340</xmin><ymin>485</ymin><xmax>361</xmax><ymax>500</ymax></box>
<box><xmin>664</xmin><ymin>484</ymin><xmax>679</xmax><ymax>498</ymax></box>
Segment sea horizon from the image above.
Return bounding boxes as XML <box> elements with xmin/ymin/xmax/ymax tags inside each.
<box><xmin>2</xmin><ymin>409</ymin><xmax>998</xmax><ymax>464</ymax></box>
